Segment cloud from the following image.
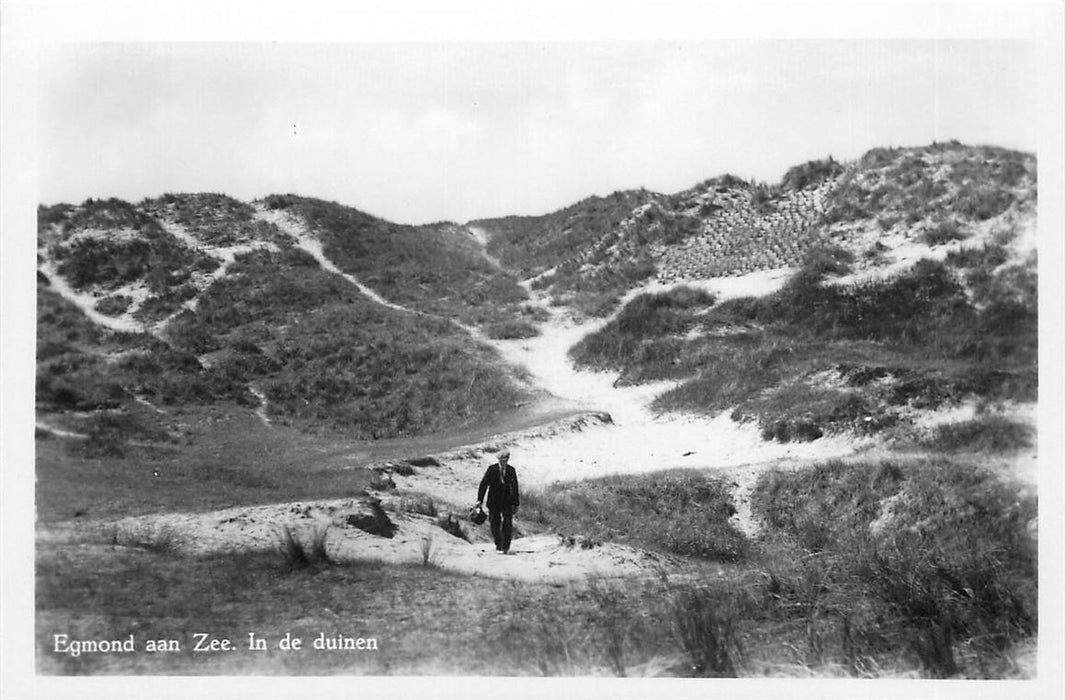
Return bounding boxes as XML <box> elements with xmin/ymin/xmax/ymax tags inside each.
<box><xmin>416</xmin><ymin>106</ymin><xmax>485</xmax><ymax>139</ymax></box>
<box><xmin>36</xmin><ymin>41</ymin><xmax>1037</xmax><ymax>224</ymax></box>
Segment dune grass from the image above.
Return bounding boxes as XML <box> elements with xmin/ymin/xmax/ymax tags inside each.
<box><xmin>261</xmin><ymin>194</ymin><xmax>533</xmax><ymax>330</ymax></box>
<box><xmin>571</xmin><ymin>241</ymin><xmax>1036</xmax><ymax>441</ymax></box>
<box><xmin>35</xmin><ymin>545</ymin><xmax>504</xmax><ymax>675</ymax></box>
<box><xmin>917</xmin><ymin>414</ymin><xmax>1034</xmax><ymax>453</ymax></box>
<box><xmin>38</xmin><ymin>452</ymin><xmax>1036</xmax><ymax>678</ymax></box>
<box><xmin>522</xmin><ymin>469</ymin><xmax>747</xmax><ymax>562</ymax></box>
<box><xmin>823</xmin><ymin>143</ymin><xmax>1034</xmax><ymax>227</ymax></box>
<box><xmin>750</xmin><ymin>456</ymin><xmax>1036</xmax><ymax>678</ymax></box>
<box><xmin>569</xmin><ymin>285</ymin><xmax>717</xmax><ymax>381</ymax></box>
<box><xmin>474</xmin><ymin>190</ymin><xmax>669</xmax><ymax>317</ymax></box>
<box><xmin>40</xmin><ymin>239</ymin><xmax>533</xmax><ymax>442</ymax></box>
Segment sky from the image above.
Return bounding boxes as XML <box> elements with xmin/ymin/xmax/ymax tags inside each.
<box><xmin>37</xmin><ymin>39</ymin><xmax>1038</xmax><ymax>225</ymax></box>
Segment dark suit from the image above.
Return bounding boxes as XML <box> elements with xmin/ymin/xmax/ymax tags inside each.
<box><xmin>477</xmin><ymin>462</ymin><xmax>520</xmax><ymax>552</ymax></box>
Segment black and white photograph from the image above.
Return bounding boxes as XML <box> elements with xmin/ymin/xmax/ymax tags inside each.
<box><xmin>2</xmin><ymin>1</ymin><xmax>1063</xmax><ymax>698</ymax></box>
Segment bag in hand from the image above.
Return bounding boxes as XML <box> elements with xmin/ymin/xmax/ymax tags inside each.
<box><xmin>468</xmin><ymin>505</ymin><xmax>487</xmax><ymax>525</ymax></box>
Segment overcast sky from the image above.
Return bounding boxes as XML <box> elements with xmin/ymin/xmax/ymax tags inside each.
<box><xmin>36</xmin><ymin>38</ymin><xmax>1038</xmax><ymax>225</ymax></box>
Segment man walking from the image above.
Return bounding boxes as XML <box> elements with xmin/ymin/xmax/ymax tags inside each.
<box><xmin>476</xmin><ymin>450</ymin><xmax>520</xmax><ymax>554</ymax></box>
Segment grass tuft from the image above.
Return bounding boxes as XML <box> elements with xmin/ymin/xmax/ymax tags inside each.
<box><xmin>420</xmin><ymin>536</ymin><xmax>444</xmax><ymax>568</ymax></box>
<box><xmin>115</xmin><ymin>523</ymin><xmax>184</xmax><ymax>556</ymax></box>
<box><xmin>277</xmin><ymin>524</ymin><xmax>335</xmax><ymax>570</ymax></box>
<box><xmin>669</xmin><ymin>585</ymin><xmax>744</xmax><ymax>676</ymax></box>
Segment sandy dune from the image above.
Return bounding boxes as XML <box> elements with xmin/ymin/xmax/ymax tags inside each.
<box><xmin>36</xmin><ymin>207</ymin><xmax>1032</xmax><ymax>584</ymax></box>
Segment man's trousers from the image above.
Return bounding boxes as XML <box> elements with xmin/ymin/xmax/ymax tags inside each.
<box><xmin>489</xmin><ymin>508</ymin><xmax>513</xmax><ymax>552</ymax></box>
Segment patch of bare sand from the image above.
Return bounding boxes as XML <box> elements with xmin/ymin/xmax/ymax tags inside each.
<box><xmin>45</xmin><ymin>496</ymin><xmax>689</xmax><ymax>584</ymax></box>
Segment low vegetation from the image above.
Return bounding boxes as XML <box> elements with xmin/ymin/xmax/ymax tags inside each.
<box><xmin>823</xmin><ymin>142</ymin><xmax>1035</xmax><ymax>228</ymax></box>
<box><xmin>261</xmin><ymin>195</ymin><xmax>533</xmax><ymax>330</ymax></box>
<box><xmin>143</xmin><ymin>192</ymin><xmax>290</xmax><ymax>248</ymax></box>
<box><xmin>36</xmin><ymin>285</ymin><xmax>252</xmax><ymax>414</ymax></box>
<box><xmin>569</xmin><ymin>285</ymin><xmax>717</xmax><ymax>383</ymax></box>
<box><xmin>38</xmin><ymin>235</ymin><xmax>532</xmax><ymax>442</ymax></box>
<box><xmin>475</xmin><ymin>190</ymin><xmax>675</xmax><ymax>317</ymax></box>
<box><xmin>750</xmin><ymin>457</ymin><xmax>1036</xmax><ymax>678</ymax></box>
<box><xmin>38</xmin><ymin>453</ymin><xmax>1035</xmax><ymax>678</ymax></box>
<box><xmin>574</xmin><ymin>235</ymin><xmax>1036</xmax><ymax>442</ymax></box>
<box><xmin>522</xmin><ymin>469</ymin><xmax>746</xmax><ymax>562</ymax></box>
<box><xmin>474</xmin><ymin>190</ymin><xmax>660</xmax><ymax>278</ymax></box>
<box><xmin>40</xmin><ymin>199</ymin><xmax>221</xmax><ymax>296</ymax></box>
